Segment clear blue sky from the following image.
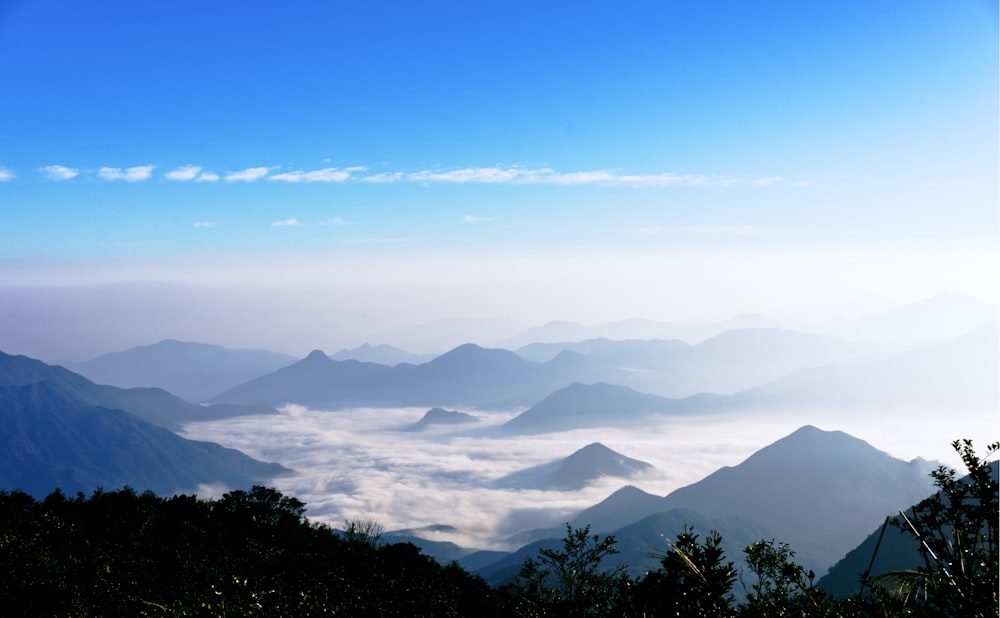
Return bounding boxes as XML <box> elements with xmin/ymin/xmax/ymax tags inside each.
<box><xmin>0</xmin><ymin>1</ymin><xmax>997</xmax><ymax>353</ymax></box>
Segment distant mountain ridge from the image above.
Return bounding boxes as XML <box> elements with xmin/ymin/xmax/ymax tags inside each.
<box><xmin>502</xmin><ymin>382</ymin><xmax>720</xmax><ymax>434</ymax></box>
<box><xmin>501</xmin><ymin>292</ymin><xmax>997</xmax><ymax>348</ymax></box>
<box><xmin>64</xmin><ymin>339</ymin><xmax>296</xmax><ymax>403</ymax></box>
<box><xmin>0</xmin><ymin>350</ymin><xmax>277</xmax><ymax>432</ymax></box>
<box><xmin>211</xmin><ymin>344</ymin><xmax>587</xmax><ymax>409</ymax></box>
<box><xmin>0</xmin><ymin>355</ymin><xmax>288</xmax><ymax>497</ymax></box>
<box><xmin>330</xmin><ymin>343</ymin><xmax>434</xmax><ymax>366</ymax></box>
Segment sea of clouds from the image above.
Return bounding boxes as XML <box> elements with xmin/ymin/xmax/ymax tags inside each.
<box><xmin>180</xmin><ymin>404</ymin><xmax>988</xmax><ymax>551</ymax></box>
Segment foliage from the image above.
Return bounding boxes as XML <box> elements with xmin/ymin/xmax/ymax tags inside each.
<box><xmin>0</xmin><ymin>485</ymin><xmax>499</xmax><ymax>616</ymax></box>
<box><xmin>633</xmin><ymin>525</ymin><xmax>736</xmax><ymax>617</ymax></box>
<box><xmin>343</xmin><ymin>514</ymin><xmax>385</xmax><ymax>547</ymax></box>
<box><xmin>509</xmin><ymin>523</ymin><xmax>631</xmax><ymax>617</ymax></box>
<box><xmin>870</xmin><ymin>439</ymin><xmax>999</xmax><ymax>617</ymax></box>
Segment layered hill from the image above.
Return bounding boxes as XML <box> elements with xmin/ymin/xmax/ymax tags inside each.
<box><xmin>64</xmin><ymin>339</ymin><xmax>296</xmax><ymax>403</ymax></box>
<box><xmin>495</xmin><ymin>442</ymin><xmax>654</xmax><ymax>490</ymax></box>
<box><xmin>502</xmin><ymin>382</ymin><xmax>726</xmax><ymax>434</ymax></box>
<box><xmin>330</xmin><ymin>343</ymin><xmax>434</xmax><ymax>366</ymax></box>
<box><xmin>0</xmin><ymin>380</ymin><xmax>288</xmax><ymax>498</ymax></box>
<box><xmin>211</xmin><ymin>344</ymin><xmax>589</xmax><ymax>409</ymax></box>
<box><xmin>406</xmin><ymin>407</ymin><xmax>479</xmax><ymax>431</ymax></box>
<box><xmin>559</xmin><ymin>426</ymin><xmax>937</xmax><ymax>576</ymax></box>
<box><xmin>0</xmin><ymin>351</ymin><xmax>275</xmax><ymax>431</ymax></box>
<box><xmin>516</xmin><ymin>329</ymin><xmax>893</xmax><ymax>397</ymax></box>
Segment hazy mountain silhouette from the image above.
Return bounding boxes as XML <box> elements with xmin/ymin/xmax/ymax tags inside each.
<box><xmin>743</xmin><ymin>321</ymin><xmax>998</xmax><ymax>411</ymax></box>
<box><xmin>63</xmin><ymin>339</ymin><xmax>296</xmax><ymax>403</ymax></box>
<box><xmin>0</xmin><ymin>380</ymin><xmax>288</xmax><ymax>498</ymax></box>
<box><xmin>516</xmin><ymin>329</ymin><xmax>893</xmax><ymax>397</ymax></box>
<box><xmin>406</xmin><ymin>407</ymin><xmax>479</xmax><ymax>431</ymax></box>
<box><xmin>495</xmin><ymin>443</ymin><xmax>654</xmax><ymax>490</ymax></box>
<box><xmin>502</xmin><ymin>382</ymin><xmax>724</xmax><ymax>434</ymax></box>
<box><xmin>0</xmin><ymin>351</ymin><xmax>276</xmax><ymax>431</ymax></box>
<box><xmin>502</xmin><ymin>292</ymin><xmax>997</xmax><ymax>349</ymax></box>
<box><xmin>329</xmin><ymin>343</ymin><xmax>434</xmax><ymax>366</ymax></box>
<box><xmin>212</xmin><ymin>344</ymin><xmax>589</xmax><ymax>409</ymax></box>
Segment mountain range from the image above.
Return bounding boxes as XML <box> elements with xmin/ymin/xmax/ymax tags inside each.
<box><xmin>63</xmin><ymin>339</ymin><xmax>296</xmax><ymax>403</ymax></box>
<box><xmin>211</xmin><ymin>344</ymin><xmax>587</xmax><ymax>409</ymax></box>
<box><xmin>462</xmin><ymin>426</ymin><xmax>940</xmax><ymax>583</ymax></box>
<box><xmin>500</xmin><ymin>292</ymin><xmax>998</xmax><ymax>348</ymax></box>
<box><xmin>0</xmin><ymin>353</ymin><xmax>288</xmax><ymax>498</ymax></box>
<box><xmin>0</xmin><ymin>351</ymin><xmax>276</xmax><ymax>432</ymax></box>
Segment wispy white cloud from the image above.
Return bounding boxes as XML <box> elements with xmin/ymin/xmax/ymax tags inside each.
<box><xmin>271</xmin><ymin>218</ymin><xmax>301</xmax><ymax>227</ymax></box>
<box><xmin>194</xmin><ymin>221</ymin><xmax>217</xmax><ymax>228</ymax></box>
<box><xmin>25</xmin><ymin>162</ymin><xmax>799</xmax><ymax>189</ymax></box>
<box><xmin>394</xmin><ymin>166</ymin><xmax>784</xmax><ymax>187</ymax></box>
<box><xmin>166</xmin><ymin>165</ymin><xmax>218</xmax><ymax>182</ymax></box>
<box><xmin>360</xmin><ymin>172</ymin><xmax>403</xmax><ymax>184</ymax></box>
<box><xmin>269</xmin><ymin>167</ymin><xmax>354</xmax><ymax>183</ymax></box>
<box><xmin>225</xmin><ymin>167</ymin><xmax>270</xmax><ymax>182</ymax></box>
<box><xmin>99</xmin><ymin>165</ymin><xmax>154</xmax><ymax>182</ymax></box>
<box><xmin>0</xmin><ymin>167</ymin><xmax>15</xmax><ymax>181</ymax></box>
<box><xmin>39</xmin><ymin>165</ymin><xmax>78</xmax><ymax>181</ymax></box>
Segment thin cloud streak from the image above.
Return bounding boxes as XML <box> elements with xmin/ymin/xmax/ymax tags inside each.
<box><xmin>271</xmin><ymin>218</ymin><xmax>301</xmax><ymax>227</ymax></box>
<box><xmin>19</xmin><ymin>162</ymin><xmax>800</xmax><ymax>188</ymax></box>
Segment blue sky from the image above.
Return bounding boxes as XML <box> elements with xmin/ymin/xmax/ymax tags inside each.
<box><xmin>0</xmin><ymin>1</ymin><xmax>997</xmax><ymax>355</ymax></box>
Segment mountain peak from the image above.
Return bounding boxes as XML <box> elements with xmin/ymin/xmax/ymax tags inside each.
<box><xmin>303</xmin><ymin>349</ymin><xmax>330</xmax><ymax>362</ymax></box>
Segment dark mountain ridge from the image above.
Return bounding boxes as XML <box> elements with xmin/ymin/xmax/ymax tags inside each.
<box><xmin>0</xmin><ymin>350</ymin><xmax>276</xmax><ymax>431</ymax></box>
<box><xmin>0</xmin><ymin>380</ymin><xmax>288</xmax><ymax>498</ymax></box>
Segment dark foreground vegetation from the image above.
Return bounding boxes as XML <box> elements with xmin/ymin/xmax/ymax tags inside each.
<box><xmin>0</xmin><ymin>440</ymin><xmax>995</xmax><ymax>617</ymax></box>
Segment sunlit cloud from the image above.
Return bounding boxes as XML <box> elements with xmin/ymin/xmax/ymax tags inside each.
<box><xmin>99</xmin><ymin>165</ymin><xmax>154</xmax><ymax>181</ymax></box>
<box><xmin>269</xmin><ymin>168</ymin><xmax>354</xmax><ymax>183</ymax></box>
<box><xmin>271</xmin><ymin>218</ymin><xmax>301</xmax><ymax>227</ymax></box>
<box><xmin>166</xmin><ymin>165</ymin><xmax>217</xmax><ymax>182</ymax></box>
<box><xmin>0</xmin><ymin>168</ymin><xmax>12</xmax><ymax>181</ymax></box>
<box><xmin>39</xmin><ymin>165</ymin><xmax>78</xmax><ymax>181</ymax></box>
<box><xmin>194</xmin><ymin>221</ymin><xmax>217</xmax><ymax>228</ymax></box>
<box><xmin>225</xmin><ymin>167</ymin><xmax>270</xmax><ymax>182</ymax></box>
